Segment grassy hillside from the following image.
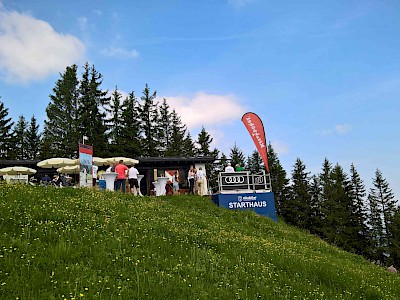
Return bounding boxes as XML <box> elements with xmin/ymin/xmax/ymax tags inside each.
<box><xmin>0</xmin><ymin>183</ymin><xmax>399</xmax><ymax>299</ymax></box>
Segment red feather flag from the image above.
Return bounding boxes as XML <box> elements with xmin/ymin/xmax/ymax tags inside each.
<box><xmin>241</xmin><ymin>112</ymin><xmax>270</xmax><ymax>173</ymax></box>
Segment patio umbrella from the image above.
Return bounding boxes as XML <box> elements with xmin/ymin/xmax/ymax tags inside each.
<box><xmin>37</xmin><ymin>158</ymin><xmax>77</xmax><ymax>168</ymax></box>
<box><xmin>57</xmin><ymin>165</ymin><xmax>80</xmax><ymax>174</ymax></box>
<box><xmin>104</xmin><ymin>157</ymin><xmax>139</xmax><ymax>165</ymax></box>
<box><xmin>92</xmin><ymin>157</ymin><xmax>108</xmax><ymax>166</ymax></box>
<box><xmin>0</xmin><ymin>166</ymin><xmax>37</xmax><ymax>176</ymax></box>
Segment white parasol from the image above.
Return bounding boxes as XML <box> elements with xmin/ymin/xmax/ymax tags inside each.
<box><xmin>0</xmin><ymin>166</ymin><xmax>37</xmax><ymax>176</ymax></box>
<box><xmin>104</xmin><ymin>157</ymin><xmax>139</xmax><ymax>165</ymax></box>
<box><xmin>37</xmin><ymin>158</ymin><xmax>77</xmax><ymax>168</ymax></box>
<box><xmin>92</xmin><ymin>157</ymin><xmax>109</xmax><ymax>166</ymax></box>
<box><xmin>57</xmin><ymin>165</ymin><xmax>80</xmax><ymax>174</ymax></box>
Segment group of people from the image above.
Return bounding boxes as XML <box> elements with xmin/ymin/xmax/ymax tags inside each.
<box><xmin>96</xmin><ymin>160</ymin><xmax>213</xmax><ymax>196</ymax></box>
<box><xmin>40</xmin><ymin>173</ymin><xmax>72</xmax><ymax>187</ymax></box>
<box><xmin>188</xmin><ymin>165</ymin><xmax>207</xmax><ymax>196</ymax></box>
<box><xmin>224</xmin><ymin>162</ymin><xmax>244</xmax><ymax>172</ymax></box>
<box><xmin>103</xmin><ymin>160</ymin><xmax>141</xmax><ymax>195</ymax></box>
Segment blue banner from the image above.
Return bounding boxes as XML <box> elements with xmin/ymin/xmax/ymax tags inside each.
<box><xmin>212</xmin><ymin>192</ymin><xmax>277</xmax><ymax>222</ymax></box>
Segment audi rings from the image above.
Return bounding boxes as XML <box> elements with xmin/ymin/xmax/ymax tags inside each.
<box><xmin>224</xmin><ymin>176</ymin><xmax>245</xmax><ymax>184</ymax></box>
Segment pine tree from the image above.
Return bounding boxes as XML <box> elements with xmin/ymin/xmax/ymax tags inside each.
<box><xmin>195</xmin><ymin>126</ymin><xmax>213</xmax><ymax>156</ymax></box>
<box><xmin>318</xmin><ymin>158</ymin><xmax>333</xmax><ymax>239</ymax></box>
<box><xmin>348</xmin><ymin>163</ymin><xmax>370</xmax><ymax>256</ymax></box>
<box><xmin>325</xmin><ymin>164</ymin><xmax>353</xmax><ymax>250</ymax></box>
<box><xmin>106</xmin><ymin>86</ymin><xmax>124</xmax><ymax>154</ymax></box>
<box><xmin>387</xmin><ymin>207</ymin><xmax>400</xmax><ymax>268</ymax></box>
<box><xmin>25</xmin><ymin>115</ymin><xmax>41</xmax><ymax>160</ymax></box>
<box><xmin>78</xmin><ymin>63</ymin><xmax>110</xmax><ymax>157</ymax></box>
<box><xmin>158</xmin><ymin>98</ymin><xmax>172</xmax><ymax>156</ymax></box>
<box><xmin>193</xmin><ymin>126</ymin><xmax>215</xmax><ymax>190</ymax></box>
<box><xmin>138</xmin><ymin>84</ymin><xmax>159</xmax><ymax>157</ymax></box>
<box><xmin>308</xmin><ymin>175</ymin><xmax>324</xmax><ymax>235</ymax></box>
<box><xmin>229</xmin><ymin>143</ymin><xmax>246</xmax><ymax>168</ymax></box>
<box><xmin>368</xmin><ymin>169</ymin><xmax>397</xmax><ymax>264</ymax></box>
<box><xmin>217</xmin><ymin>153</ymin><xmax>228</xmax><ymax>173</ymax></box>
<box><xmin>206</xmin><ymin>147</ymin><xmax>220</xmax><ymax>192</ymax></box>
<box><xmin>12</xmin><ymin>115</ymin><xmax>28</xmax><ymax>160</ymax></box>
<box><xmin>287</xmin><ymin>158</ymin><xmax>311</xmax><ymax>228</ymax></box>
<box><xmin>182</xmin><ymin>132</ymin><xmax>195</xmax><ymax>157</ymax></box>
<box><xmin>43</xmin><ymin>64</ymin><xmax>80</xmax><ymax>158</ymax></box>
<box><xmin>165</xmin><ymin>109</ymin><xmax>187</xmax><ymax>156</ymax></box>
<box><xmin>246</xmin><ymin>150</ymin><xmax>263</xmax><ymax>173</ymax></box>
<box><xmin>210</xmin><ymin>152</ymin><xmax>228</xmax><ymax>192</ymax></box>
<box><xmin>267</xmin><ymin>143</ymin><xmax>290</xmax><ymax>217</ymax></box>
<box><xmin>0</xmin><ymin>99</ymin><xmax>14</xmax><ymax>159</ymax></box>
<box><xmin>119</xmin><ymin>91</ymin><xmax>142</xmax><ymax>157</ymax></box>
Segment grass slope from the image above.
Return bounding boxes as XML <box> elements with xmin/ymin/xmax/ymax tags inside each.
<box><xmin>0</xmin><ymin>183</ymin><xmax>399</xmax><ymax>299</ymax></box>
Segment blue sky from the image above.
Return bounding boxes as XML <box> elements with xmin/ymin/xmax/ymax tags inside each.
<box><xmin>0</xmin><ymin>0</ymin><xmax>399</xmax><ymax>199</ymax></box>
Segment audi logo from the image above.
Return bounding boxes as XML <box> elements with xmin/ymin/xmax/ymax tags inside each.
<box><xmin>224</xmin><ymin>176</ymin><xmax>245</xmax><ymax>184</ymax></box>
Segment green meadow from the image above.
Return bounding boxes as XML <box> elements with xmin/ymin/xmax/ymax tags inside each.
<box><xmin>0</xmin><ymin>183</ymin><xmax>399</xmax><ymax>299</ymax></box>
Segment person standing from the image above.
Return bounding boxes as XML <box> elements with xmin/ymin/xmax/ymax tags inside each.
<box><xmin>92</xmin><ymin>164</ymin><xmax>98</xmax><ymax>187</ymax></box>
<box><xmin>225</xmin><ymin>162</ymin><xmax>235</xmax><ymax>172</ymax></box>
<box><xmin>172</xmin><ymin>171</ymin><xmax>180</xmax><ymax>195</ymax></box>
<box><xmin>115</xmin><ymin>160</ymin><xmax>128</xmax><ymax>192</ymax></box>
<box><xmin>196</xmin><ymin>167</ymin><xmax>206</xmax><ymax>196</ymax></box>
<box><xmin>188</xmin><ymin>165</ymin><xmax>195</xmax><ymax>195</ymax></box>
<box><xmin>106</xmin><ymin>161</ymin><xmax>117</xmax><ymax>172</ymax></box>
<box><xmin>235</xmin><ymin>164</ymin><xmax>244</xmax><ymax>172</ymax></box>
<box><xmin>128</xmin><ymin>164</ymin><xmax>141</xmax><ymax>196</ymax></box>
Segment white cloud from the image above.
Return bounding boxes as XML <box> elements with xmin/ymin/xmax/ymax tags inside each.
<box><xmin>161</xmin><ymin>92</ymin><xmax>246</xmax><ymax>130</ymax></box>
<box><xmin>77</xmin><ymin>17</ymin><xmax>88</xmax><ymax>31</ymax></box>
<box><xmin>318</xmin><ymin>123</ymin><xmax>351</xmax><ymax>136</ymax></box>
<box><xmin>100</xmin><ymin>47</ymin><xmax>139</xmax><ymax>59</ymax></box>
<box><xmin>271</xmin><ymin>140</ymin><xmax>290</xmax><ymax>155</ymax></box>
<box><xmin>0</xmin><ymin>9</ymin><xmax>85</xmax><ymax>83</ymax></box>
<box><xmin>335</xmin><ymin>124</ymin><xmax>351</xmax><ymax>134</ymax></box>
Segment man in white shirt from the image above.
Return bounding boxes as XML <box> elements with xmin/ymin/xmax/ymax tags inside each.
<box><xmin>196</xmin><ymin>167</ymin><xmax>206</xmax><ymax>196</ymax></box>
<box><xmin>128</xmin><ymin>164</ymin><xmax>141</xmax><ymax>196</ymax></box>
<box><xmin>92</xmin><ymin>164</ymin><xmax>98</xmax><ymax>187</ymax></box>
<box><xmin>225</xmin><ymin>162</ymin><xmax>235</xmax><ymax>172</ymax></box>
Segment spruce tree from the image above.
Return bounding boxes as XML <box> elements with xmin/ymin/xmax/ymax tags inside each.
<box><xmin>325</xmin><ymin>164</ymin><xmax>353</xmax><ymax>250</ymax></box>
<box><xmin>25</xmin><ymin>115</ymin><xmax>41</xmax><ymax>160</ymax></box>
<box><xmin>210</xmin><ymin>152</ymin><xmax>228</xmax><ymax>192</ymax></box>
<box><xmin>105</xmin><ymin>86</ymin><xmax>124</xmax><ymax>154</ymax></box>
<box><xmin>318</xmin><ymin>158</ymin><xmax>333</xmax><ymax>239</ymax></box>
<box><xmin>78</xmin><ymin>63</ymin><xmax>110</xmax><ymax>157</ymax></box>
<box><xmin>246</xmin><ymin>150</ymin><xmax>263</xmax><ymax>173</ymax></box>
<box><xmin>12</xmin><ymin>115</ymin><xmax>28</xmax><ymax>160</ymax></box>
<box><xmin>182</xmin><ymin>132</ymin><xmax>195</xmax><ymax>157</ymax></box>
<box><xmin>0</xmin><ymin>99</ymin><xmax>14</xmax><ymax>159</ymax></box>
<box><xmin>229</xmin><ymin>143</ymin><xmax>246</xmax><ymax>168</ymax></box>
<box><xmin>165</xmin><ymin>109</ymin><xmax>187</xmax><ymax>156</ymax></box>
<box><xmin>287</xmin><ymin>158</ymin><xmax>311</xmax><ymax>228</ymax></box>
<box><xmin>138</xmin><ymin>84</ymin><xmax>159</xmax><ymax>157</ymax></box>
<box><xmin>120</xmin><ymin>91</ymin><xmax>142</xmax><ymax>157</ymax></box>
<box><xmin>348</xmin><ymin>163</ymin><xmax>370</xmax><ymax>256</ymax></box>
<box><xmin>368</xmin><ymin>169</ymin><xmax>397</xmax><ymax>264</ymax></box>
<box><xmin>193</xmin><ymin>126</ymin><xmax>215</xmax><ymax>191</ymax></box>
<box><xmin>267</xmin><ymin>143</ymin><xmax>290</xmax><ymax>217</ymax></box>
<box><xmin>206</xmin><ymin>148</ymin><xmax>220</xmax><ymax>192</ymax></box>
<box><xmin>195</xmin><ymin>126</ymin><xmax>213</xmax><ymax>156</ymax></box>
<box><xmin>387</xmin><ymin>207</ymin><xmax>400</xmax><ymax>268</ymax></box>
<box><xmin>43</xmin><ymin>64</ymin><xmax>80</xmax><ymax>158</ymax></box>
<box><xmin>158</xmin><ymin>98</ymin><xmax>172</xmax><ymax>156</ymax></box>
<box><xmin>308</xmin><ymin>175</ymin><xmax>324</xmax><ymax>235</ymax></box>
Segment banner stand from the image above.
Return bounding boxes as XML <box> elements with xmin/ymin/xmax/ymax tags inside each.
<box><xmin>79</xmin><ymin>143</ymin><xmax>93</xmax><ymax>187</ymax></box>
